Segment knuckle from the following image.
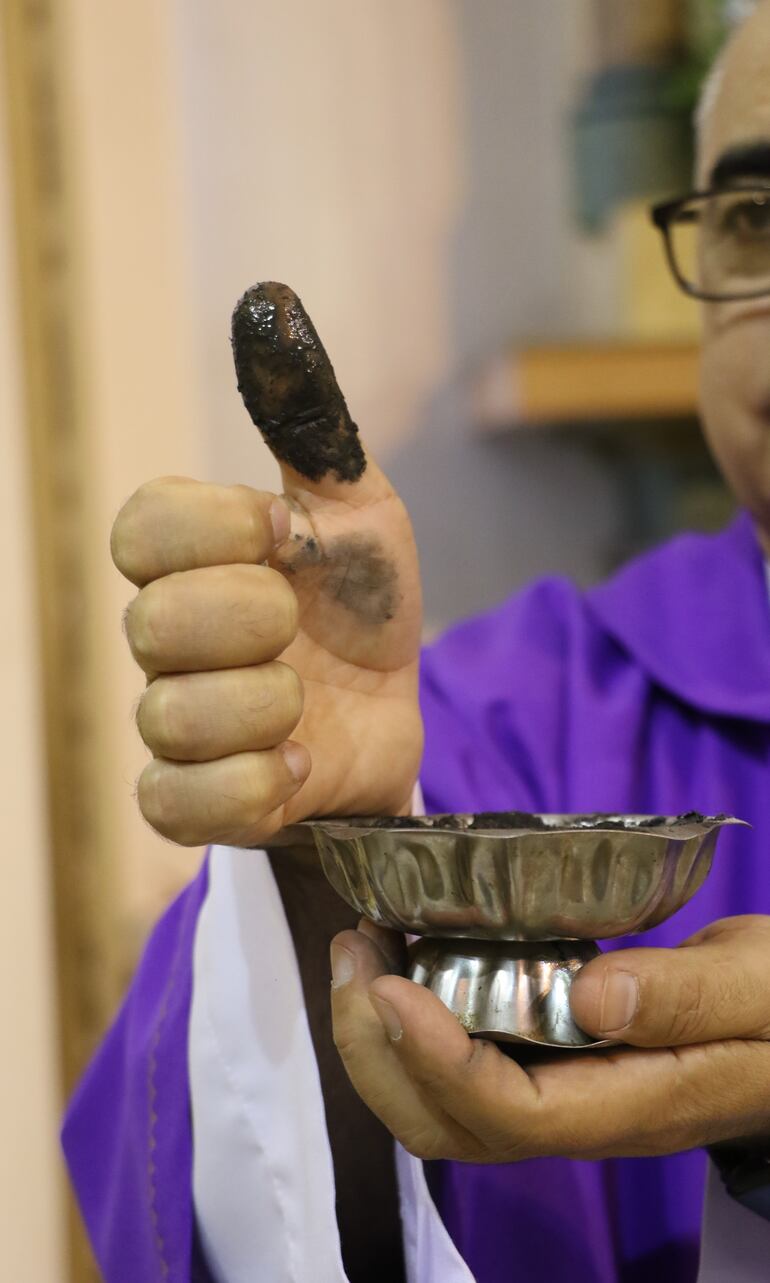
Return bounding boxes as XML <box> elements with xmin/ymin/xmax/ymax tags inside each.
<box><xmin>234</xmin><ymin>753</ymin><xmax>278</xmax><ymax>822</ymax></box>
<box><xmin>411</xmin><ymin>1064</ymin><xmax>455</xmax><ymax>1100</ymax></box>
<box><xmin>137</xmin><ymin>761</ymin><xmax>175</xmax><ymax>837</ymax></box>
<box><xmin>247</xmin><ymin>567</ymin><xmax>298</xmax><ymax>648</ymax></box>
<box><xmin>125</xmin><ymin>583</ymin><xmax>166</xmax><ymax>670</ymax></box>
<box><xmin>488</xmin><ymin>1133</ymin><xmax>533</xmax><ymax>1163</ymax></box>
<box><xmin>215</xmin><ymin>565</ymin><xmax>299</xmax><ymax>657</ymax></box>
<box><xmin>275</xmin><ymin>663</ymin><xmax>304</xmax><ymax>727</ymax></box>
<box><xmin>653</xmin><ymin>971</ymin><xmax>707</xmax><ymax>1044</ymax></box>
<box><xmin>400</xmin><ymin>1124</ymin><xmax>456</xmax><ymax>1163</ymax></box>
<box><xmin>237</xmin><ymin>664</ymin><xmax>303</xmax><ymax>740</ymax></box>
<box><xmin>135</xmin><ymin>687</ymin><xmax>156</xmax><ymax>750</ymax></box>
<box><xmin>137</xmin><ymin>760</ymin><xmax>200</xmax><ymax>846</ymax></box>
<box><xmin>111</xmin><ymin>478</ymin><xmax>178</xmax><ymax>583</ymax></box>
<box><xmin>401</xmin><ymin>1137</ymin><xmax>437</xmax><ymax>1162</ymax></box>
<box><xmin>137</xmin><ymin>680</ymin><xmax>184</xmax><ymax>757</ymax></box>
<box><xmin>228</xmin><ymin>806</ymin><xmax>285</xmax><ymax>849</ymax></box>
<box><xmin>270</xmin><ymin>569</ymin><xmax>299</xmax><ymax>641</ymax></box>
<box><xmin>462</xmin><ymin>1036</ymin><xmax>496</xmax><ymax>1080</ymax></box>
<box><xmin>111</xmin><ymin>515</ymin><xmax>141</xmax><ymax>583</ymax></box>
<box><xmin>414</xmin><ymin>1037</ymin><xmax>490</xmax><ymax>1102</ymax></box>
<box><xmin>235</xmin><ymin>486</ymin><xmax>274</xmax><ymax>557</ymax></box>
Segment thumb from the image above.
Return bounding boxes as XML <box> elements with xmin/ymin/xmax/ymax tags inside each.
<box><xmin>569</xmin><ymin>915</ymin><xmax>770</xmax><ymax>1047</ymax></box>
<box><xmin>231</xmin><ymin>281</ymin><xmax>392</xmax><ymax>506</ymax></box>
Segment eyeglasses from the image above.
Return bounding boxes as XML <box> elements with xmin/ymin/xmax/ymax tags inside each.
<box><xmin>651</xmin><ymin>184</ymin><xmax>770</xmax><ymax>302</ymax></box>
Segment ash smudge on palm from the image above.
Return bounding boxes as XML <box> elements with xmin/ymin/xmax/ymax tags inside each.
<box><xmin>324</xmin><ymin>535</ymin><xmax>398</xmax><ymax>622</ymax></box>
<box><xmin>231</xmin><ymin>282</ymin><xmax>366</xmax><ymax>484</ymax></box>
<box><xmin>281</xmin><ymin>533</ymin><xmax>398</xmax><ymax>626</ymax></box>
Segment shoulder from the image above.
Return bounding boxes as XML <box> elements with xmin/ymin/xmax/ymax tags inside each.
<box><xmin>587</xmin><ymin>514</ymin><xmax>770</xmax><ymax>720</ymax></box>
<box><xmin>422</xmin><ymin>577</ymin><xmax>585</xmax><ymax>688</ymax></box>
<box><xmin>419</xmin><ymin>579</ymin><xmax>604</xmax><ymax>809</ymax></box>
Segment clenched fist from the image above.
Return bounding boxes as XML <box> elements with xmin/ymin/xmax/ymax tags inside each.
<box><xmin>112</xmin><ymin>283</ymin><xmax>423</xmax><ymax>848</ymax></box>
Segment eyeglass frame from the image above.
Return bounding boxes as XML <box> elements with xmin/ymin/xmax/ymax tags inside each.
<box><xmin>650</xmin><ymin>182</ymin><xmax>770</xmax><ymax>303</ymax></box>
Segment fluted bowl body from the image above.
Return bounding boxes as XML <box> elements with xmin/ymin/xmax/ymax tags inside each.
<box><xmin>307</xmin><ymin>812</ymin><xmax>743</xmax><ymax>941</ymax></box>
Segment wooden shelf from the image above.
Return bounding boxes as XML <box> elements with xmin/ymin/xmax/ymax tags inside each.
<box><xmin>474</xmin><ymin>341</ymin><xmax>700</xmax><ymax>431</ymax></box>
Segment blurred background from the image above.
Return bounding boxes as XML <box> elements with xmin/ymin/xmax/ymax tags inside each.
<box><xmin>0</xmin><ymin>0</ymin><xmax>750</xmax><ymax>1278</ymax></box>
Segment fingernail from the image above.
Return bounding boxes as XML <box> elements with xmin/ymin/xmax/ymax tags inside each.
<box><xmin>369</xmin><ymin>992</ymin><xmax>403</xmax><ymax>1042</ymax></box>
<box><xmin>280</xmin><ymin>741</ymin><xmax>310</xmax><ymax>783</ymax></box>
<box><xmin>269</xmin><ymin>497</ymin><xmax>291</xmax><ymax>546</ymax></box>
<box><xmin>330</xmin><ymin>942</ymin><xmax>355</xmax><ymax>989</ymax></box>
<box><xmin>599</xmin><ymin>971</ymin><xmax>639</xmax><ymax>1032</ymax></box>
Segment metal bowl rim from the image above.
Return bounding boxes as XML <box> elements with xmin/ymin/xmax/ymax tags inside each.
<box><xmin>305</xmin><ymin>812</ymin><xmax>747</xmax><ymax>842</ymax></box>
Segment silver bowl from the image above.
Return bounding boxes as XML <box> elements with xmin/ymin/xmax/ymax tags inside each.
<box><xmin>306</xmin><ymin>812</ymin><xmax>744</xmax><ymax>1048</ymax></box>
<box><xmin>310</xmin><ymin>812</ymin><xmax>742</xmax><ymax>941</ymax></box>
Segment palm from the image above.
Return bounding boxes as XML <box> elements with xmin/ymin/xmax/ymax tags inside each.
<box><xmin>275</xmin><ymin>478</ymin><xmax>423</xmax><ymax>823</ymax></box>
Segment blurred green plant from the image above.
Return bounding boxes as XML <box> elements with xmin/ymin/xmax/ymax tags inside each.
<box><xmin>666</xmin><ymin>0</ymin><xmax>755</xmax><ymax>110</ymax></box>
<box><xmin>572</xmin><ymin>0</ymin><xmax>758</xmax><ymax>228</ymax></box>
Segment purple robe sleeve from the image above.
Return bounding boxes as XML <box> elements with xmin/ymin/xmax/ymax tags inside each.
<box><xmin>62</xmin><ymin>860</ymin><xmax>209</xmax><ymax>1283</ymax></box>
<box><xmin>416</xmin><ymin>517</ymin><xmax>770</xmax><ymax>1283</ymax></box>
<box><xmin>419</xmin><ymin>578</ymin><xmax>581</xmax><ymax>815</ymax></box>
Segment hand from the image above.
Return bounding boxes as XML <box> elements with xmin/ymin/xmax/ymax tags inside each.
<box><xmin>330</xmin><ymin>915</ymin><xmax>770</xmax><ymax>1162</ymax></box>
<box><xmin>111</xmin><ymin>283</ymin><xmax>423</xmax><ymax>847</ymax></box>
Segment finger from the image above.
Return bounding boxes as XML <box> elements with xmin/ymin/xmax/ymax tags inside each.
<box><xmin>331</xmin><ymin>927</ymin><xmax>392</xmax><ymax>989</ymax></box>
<box><xmin>367</xmin><ymin>974</ymin><xmax>540</xmax><ymax>1160</ymax></box>
<box><xmin>330</xmin><ymin>931</ymin><xmax>473</xmax><ymax>1160</ymax></box>
<box><xmin>136</xmin><ymin>742</ymin><xmax>310</xmax><ymax>846</ymax></box>
<box><xmin>111</xmin><ymin>476</ymin><xmax>291</xmax><ymax>587</ymax></box>
<box><xmin>569</xmin><ymin>915</ymin><xmax>770</xmax><ymax>1046</ymax></box>
<box><xmin>525</xmin><ymin>1037</ymin><xmax>770</xmax><ymax>1158</ymax></box>
<box><xmin>367</xmin><ymin>976</ymin><xmax>770</xmax><ymax>1161</ymax></box>
<box><xmin>231</xmin><ymin>282</ymin><xmax>393</xmax><ymax>505</ymax></box>
<box><xmin>355</xmin><ymin>918</ymin><xmax>408</xmax><ymax>975</ymax></box>
<box><xmin>136</xmin><ymin>662</ymin><xmax>303</xmax><ymax>762</ymax></box>
<box><xmin>125</xmin><ymin>564</ymin><xmax>298</xmax><ymax>675</ymax></box>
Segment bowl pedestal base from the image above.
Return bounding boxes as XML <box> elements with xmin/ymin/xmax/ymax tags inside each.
<box><xmin>408</xmin><ymin>937</ymin><xmax>613</xmax><ymax>1049</ymax></box>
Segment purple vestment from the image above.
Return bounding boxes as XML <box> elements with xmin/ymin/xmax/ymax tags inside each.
<box><xmin>63</xmin><ymin>512</ymin><xmax>770</xmax><ymax>1282</ymax></box>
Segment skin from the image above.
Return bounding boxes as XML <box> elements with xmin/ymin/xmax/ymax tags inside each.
<box><xmin>328</xmin><ymin>0</ymin><xmax>770</xmax><ymax>1172</ymax></box>
<box><xmin>699</xmin><ymin>5</ymin><xmax>770</xmax><ymax>552</ymax></box>
<box><xmin>115</xmin><ymin>306</ymin><xmax>423</xmax><ymax>847</ymax></box>
<box><xmin>112</xmin><ymin>7</ymin><xmax>770</xmax><ymax>1255</ymax></box>
<box><xmin>232</xmin><ymin>283</ymin><xmax>367</xmax><ymax>484</ymax></box>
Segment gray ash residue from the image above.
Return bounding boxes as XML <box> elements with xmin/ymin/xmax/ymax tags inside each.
<box><xmin>280</xmin><ymin>531</ymin><xmax>399</xmax><ymax>626</ymax></box>
<box><xmin>319</xmin><ymin>534</ymin><xmax>398</xmax><ymax>623</ymax></box>
<box><xmin>340</xmin><ymin>810</ymin><xmax>725</xmax><ymax>832</ymax></box>
<box><xmin>231</xmin><ymin>282</ymin><xmax>366</xmax><ymax>484</ymax></box>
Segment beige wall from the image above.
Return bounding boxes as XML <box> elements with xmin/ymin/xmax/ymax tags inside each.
<box><xmin>176</xmin><ymin>0</ymin><xmax>465</xmax><ymax>491</ymax></box>
<box><xmin>2</xmin><ymin>3</ymin><xmax>210</xmax><ymax>1275</ymax></box>
<box><xmin>0</xmin><ymin>17</ymin><xmax>65</xmax><ymax>1274</ymax></box>
<box><xmin>46</xmin><ymin>0</ymin><xmax>463</xmax><ymax>944</ymax></box>
<box><xmin>62</xmin><ymin>0</ymin><xmax>208</xmax><ymax>945</ymax></box>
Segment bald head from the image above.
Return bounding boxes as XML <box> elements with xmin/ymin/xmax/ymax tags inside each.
<box><xmin>697</xmin><ymin>0</ymin><xmax>770</xmax><ymax>186</ymax></box>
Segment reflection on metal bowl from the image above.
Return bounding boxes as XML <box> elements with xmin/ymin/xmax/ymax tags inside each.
<box><xmin>308</xmin><ymin>812</ymin><xmax>743</xmax><ymax>942</ymax></box>
<box><xmin>409</xmin><ymin>938</ymin><xmax>610</xmax><ymax>1048</ymax></box>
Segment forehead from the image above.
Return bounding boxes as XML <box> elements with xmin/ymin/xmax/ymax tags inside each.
<box><xmin>701</xmin><ymin>9</ymin><xmax>770</xmax><ymax>180</ymax></box>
